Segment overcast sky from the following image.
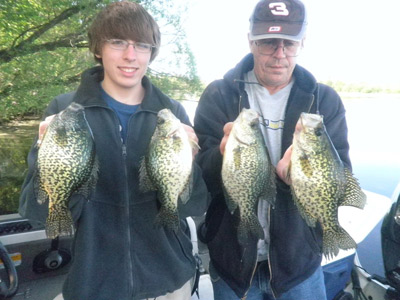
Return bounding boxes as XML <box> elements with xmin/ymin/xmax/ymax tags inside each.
<box><xmin>183</xmin><ymin>0</ymin><xmax>400</xmax><ymax>88</ymax></box>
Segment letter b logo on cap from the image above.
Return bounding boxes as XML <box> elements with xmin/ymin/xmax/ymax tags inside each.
<box><xmin>269</xmin><ymin>2</ymin><xmax>289</xmax><ymax>16</ymax></box>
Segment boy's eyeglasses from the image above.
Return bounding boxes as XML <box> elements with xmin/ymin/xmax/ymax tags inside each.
<box><xmin>106</xmin><ymin>39</ymin><xmax>154</xmax><ymax>53</ymax></box>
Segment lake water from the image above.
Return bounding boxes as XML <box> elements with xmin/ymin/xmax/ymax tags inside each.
<box><xmin>344</xmin><ymin>94</ymin><xmax>400</xmax><ymax>198</ymax></box>
<box><xmin>341</xmin><ymin>94</ymin><xmax>400</xmax><ymax>277</ymax></box>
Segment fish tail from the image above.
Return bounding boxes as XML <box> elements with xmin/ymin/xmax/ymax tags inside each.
<box><xmin>237</xmin><ymin>214</ymin><xmax>264</xmax><ymax>245</ymax></box>
<box><xmin>46</xmin><ymin>206</ymin><xmax>74</xmax><ymax>239</ymax></box>
<box><xmin>323</xmin><ymin>226</ymin><xmax>356</xmax><ymax>259</ymax></box>
<box><xmin>155</xmin><ymin>207</ymin><xmax>180</xmax><ymax>232</ymax></box>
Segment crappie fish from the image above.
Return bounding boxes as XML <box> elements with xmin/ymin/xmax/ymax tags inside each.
<box><xmin>139</xmin><ymin>109</ymin><xmax>197</xmax><ymax>232</ymax></box>
<box><xmin>289</xmin><ymin>113</ymin><xmax>366</xmax><ymax>258</ymax></box>
<box><xmin>221</xmin><ymin>108</ymin><xmax>276</xmax><ymax>245</ymax></box>
<box><xmin>36</xmin><ymin>102</ymin><xmax>98</xmax><ymax>239</ymax></box>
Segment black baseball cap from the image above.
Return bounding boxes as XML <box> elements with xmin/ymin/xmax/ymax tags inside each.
<box><xmin>249</xmin><ymin>0</ymin><xmax>307</xmax><ymax>42</ymax></box>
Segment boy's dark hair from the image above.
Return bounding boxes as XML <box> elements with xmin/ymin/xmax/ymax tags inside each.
<box><xmin>88</xmin><ymin>1</ymin><xmax>161</xmax><ymax>64</ymax></box>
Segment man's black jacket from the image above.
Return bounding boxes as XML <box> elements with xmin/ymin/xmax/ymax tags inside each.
<box><xmin>194</xmin><ymin>54</ymin><xmax>350</xmax><ymax>298</ymax></box>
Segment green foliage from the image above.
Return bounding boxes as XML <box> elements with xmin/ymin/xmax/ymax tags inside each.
<box><xmin>0</xmin><ymin>120</ymin><xmax>39</xmax><ymax>214</ymax></box>
<box><xmin>0</xmin><ymin>48</ymin><xmax>93</xmax><ymax>122</ymax></box>
<box><xmin>322</xmin><ymin>80</ymin><xmax>400</xmax><ymax>94</ymax></box>
<box><xmin>149</xmin><ymin>70</ymin><xmax>204</xmax><ymax>100</ymax></box>
<box><xmin>0</xmin><ymin>0</ymin><xmax>202</xmax><ymax>123</ymax></box>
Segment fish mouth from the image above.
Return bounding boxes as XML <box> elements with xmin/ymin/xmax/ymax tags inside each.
<box><xmin>300</xmin><ymin>113</ymin><xmax>323</xmax><ymax>129</ymax></box>
<box><xmin>58</xmin><ymin>103</ymin><xmax>84</xmax><ymax>120</ymax></box>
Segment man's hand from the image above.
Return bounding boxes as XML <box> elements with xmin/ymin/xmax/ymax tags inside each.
<box><xmin>276</xmin><ymin>145</ymin><xmax>292</xmax><ymax>185</ymax></box>
<box><xmin>220</xmin><ymin>122</ymin><xmax>233</xmax><ymax>155</ymax></box>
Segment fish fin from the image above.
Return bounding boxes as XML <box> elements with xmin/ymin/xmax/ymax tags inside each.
<box><xmin>154</xmin><ymin>206</ymin><xmax>180</xmax><ymax>232</ymax></box>
<box><xmin>189</xmin><ymin>138</ymin><xmax>201</xmax><ymax>151</ymax></box>
<box><xmin>301</xmin><ymin>211</ymin><xmax>317</xmax><ymax>228</ymax></box>
<box><xmin>222</xmin><ymin>187</ymin><xmax>238</xmax><ymax>214</ymax></box>
<box><xmin>138</xmin><ymin>157</ymin><xmax>156</xmax><ymax>193</ymax></box>
<box><xmin>37</xmin><ymin>187</ymin><xmax>49</xmax><ymax>205</ymax></box>
<box><xmin>323</xmin><ymin>225</ymin><xmax>357</xmax><ymax>260</ymax></box>
<box><xmin>299</xmin><ymin>155</ymin><xmax>313</xmax><ymax>178</ymax></box>
<box><xmin>33</xmin><ymin>169</ymin><xmax>48</xmax><ymax>205</ymax></box>
<box><xmin>339</xmin><ymin>168</ymin><xmax>367</xmax><ymax>209</ymax></box>
<box><xmin>179</xmin><ymin>169</ymin><xmax>193</xmax><ymax>205</ymax></box>
<box><xmin>260</xmin><ymin>164</ymin><xmax>277</xmax><ymax>207</ymax></box>
<box><xmin>35</xmin><ymin>140</ymin><xmax>41</xmax><ymax>149</ymax></box>
<box><xmin>36</xmin><ymin>124</ymin><xmax>51</xmax><ymax>149</ymax></box>
<box><xmin>77</xmin><ymin>156</ymin><xmax>99</xmax><ymax>199</ymax></box>
<box><xmin>46</xmin><ymin>206</ymin><xmax>74</xmax><ymax>239</ymax></box>
<box><xmin>237</xmin><ymin>213</ymin><xmax>264</xmax><ymax>246</ymax></box>
<box><xmin>88</xmin><ymin>155</ymin><xmax>100</xmax><ymax>189</ymax></box>
<box><xmin>286</xmin><ymin>161</ymin><xmax>292</xmax><ymax>182</ymax></box>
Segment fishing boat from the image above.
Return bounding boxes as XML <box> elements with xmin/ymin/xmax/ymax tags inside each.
<box><xmin>0</xmin><ymin>187</ymin><xmax>398</xmax><ymax>299</ymax></box>
<box><xmin>190</xmin><ymin>187</ymin><xmax>400</xmax><ymax>300</ymax></box>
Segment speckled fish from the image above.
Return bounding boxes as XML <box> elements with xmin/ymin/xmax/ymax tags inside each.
<box><xmin>221</xmin><ymin>108</ymin><xmax>276</xmax><ymax>245</ymax></box>
<box><xmin>139</xmin><ymin>108</ymin><xmax>197</xmax><ymax>232</ymax></box>
<box><xmin>289</xmin><ymin>112</ymin><xmax>366</xmax><ymax>258</ymax></box>
<box><xmin>36</xmin><ymin>102</ymin><xmax>98</xmax><ymax>239</ymax></box>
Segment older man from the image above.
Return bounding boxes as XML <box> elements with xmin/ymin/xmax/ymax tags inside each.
<box><xmin>194</xmin><ymin>0</ymin><xmax>351</xmax><ymax>299</ymax></box>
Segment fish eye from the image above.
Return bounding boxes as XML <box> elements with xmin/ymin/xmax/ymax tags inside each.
<box><xmin>157</xmin><ymin>118</ymin><xmax>165</xmax><ymax>125</ymax></box>
<box><xmin>250</xmin><ymin>119</ymin><xmax>259</xmax><ymax>127</ymax></box>
<box><xmin>315</xmin><ymin>128</ymin><xmax>323</xmax><ymax>136</ymax></box>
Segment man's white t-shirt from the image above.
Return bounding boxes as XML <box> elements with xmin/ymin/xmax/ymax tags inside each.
<box><xmin>244</xmin><ymin>69</ymin><xmax>293</xmax><ymax>261</ymax></box>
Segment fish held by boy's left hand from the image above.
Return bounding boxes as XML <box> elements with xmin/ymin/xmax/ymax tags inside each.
<box><xmin>139</xmin><ymin>108</ymin><xmax>198</xmax><ymax>232</ymax></box>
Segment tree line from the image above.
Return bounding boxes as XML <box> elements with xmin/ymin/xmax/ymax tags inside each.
<box><xmin>0</xmin><ymin>0</ymin><xmax>204</xmax><ymax>124</ymax></box>
<box><xmin>1</xmin><ymin>1</ymin><xmax>398</xmax><ymax>124</ymax></box>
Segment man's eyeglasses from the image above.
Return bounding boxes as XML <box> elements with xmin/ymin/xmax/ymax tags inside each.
<box><xmin>106</xmin><ymin>39</ymin><xmax>155</xmax><ymax>53</ymax></box>
<box><xmin>254</xmin><ymin>39</ymin><xmax>301</xmax><ymax>57</ymax></box>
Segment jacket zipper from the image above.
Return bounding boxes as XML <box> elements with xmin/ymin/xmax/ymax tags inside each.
<box><xmin>121</xmin><ymin>142</ymin><xmax>134</xmax><ymax>296</ymax></box>
<box><xmin>241</xmin><ymin>256</ymin><xmax>258</xmax><ymax>300</ymax></box>
<box><xmin>243</xmin><ymin>208</ymin><xmax>276</xmax><ymax>300</ymax></box>
<box><xmin>121</xmin><ymin>142</ymin><xmax>134</xmax><ymax>295</ymax></box>
<box><xmin>108</xmin><ymin>107</ymin><xmax>134</xmax><ymax>297</ymax></box>
<box><xmin>267</xmin><ymin>205</ymin><xmax>277</xmax><ymax>299</ymax></box>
